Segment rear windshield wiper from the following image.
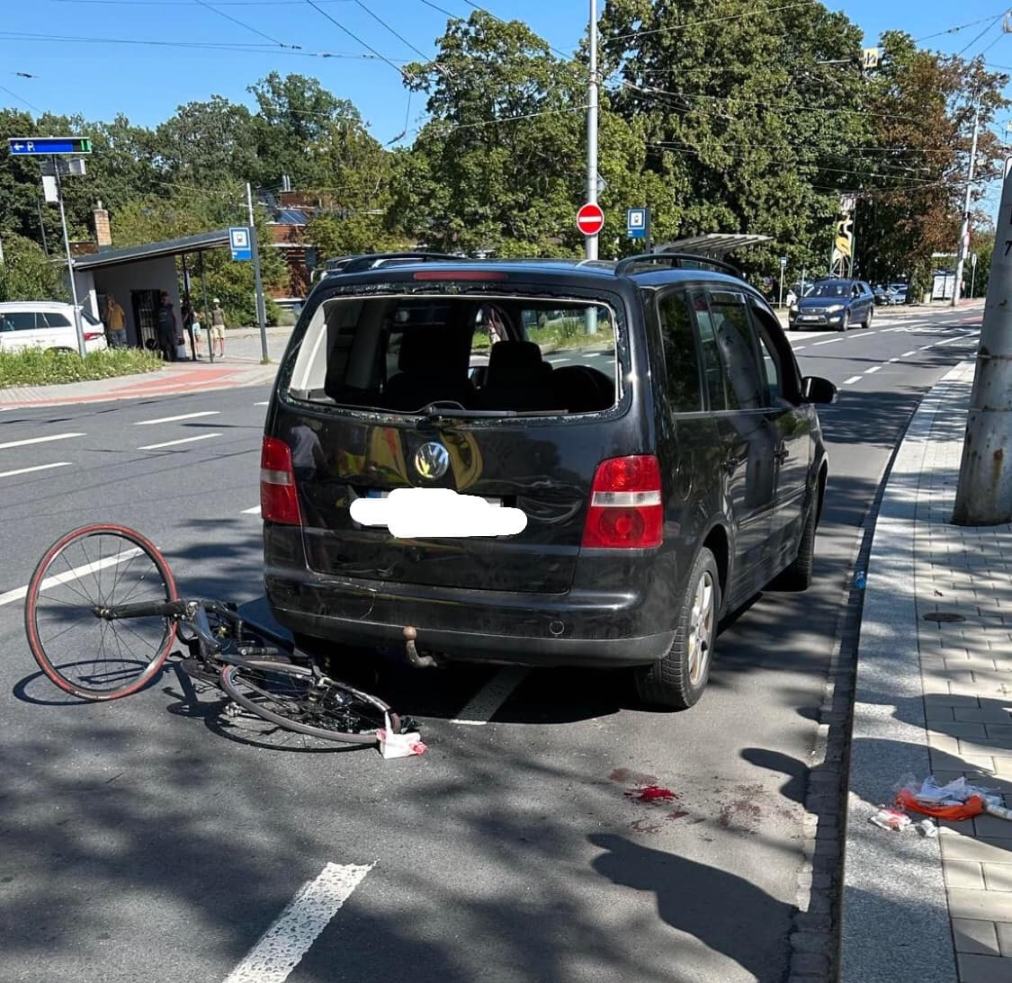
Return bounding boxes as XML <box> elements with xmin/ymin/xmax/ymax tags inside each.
<box><xmin>417</xmin><ymin>402</ymin><xmax>518</xmax><ymax>420</ymax></box>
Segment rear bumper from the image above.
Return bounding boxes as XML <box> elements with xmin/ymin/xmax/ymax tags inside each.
<box><xmin>265</xmin><ymin>567</ymin><xmax>675</xmax><ymax>668</ymax></box>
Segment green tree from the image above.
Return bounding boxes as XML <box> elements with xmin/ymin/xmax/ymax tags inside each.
<box><xmin>0</xmin><ymin>232</ymin><xmax>66</xmax><ymax>302</ymax></box>
<box><xmin>600</xmin><ymin>0</ymin><xmax>870</xmax><ymax>277</ymax></box>
<box><xmin>156</xmin><ymin>97</ymin><xmax>258</xmax><ymax>187</ymax></box>
<box><xmin>858</xmin><ymin>33</ymin><xmax>1008</xmax><ymax>283</ymax></box>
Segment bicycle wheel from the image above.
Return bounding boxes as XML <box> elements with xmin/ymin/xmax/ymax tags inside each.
<box><xmin>25</xmin><ymin>524</ymin><xmax>178</xmax><ymax>701</ymax></box>
<box><xmin>220</xmin><ymin>660</ymin><xmax>400</xmax><ymax>745</ymax></box>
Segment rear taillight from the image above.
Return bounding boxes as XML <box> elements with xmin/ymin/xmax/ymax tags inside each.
<box><xmin>260</xmin><ymin>436</ymin><xmax>302</xmax><ymax>525</ymax></box>
<box><xmin>581</xmin><ymin>455</ymin><xmax>663</xmax><ymax>549</ymax></box>
<box><xmin>83</xmin><ymin>332</ymin><xmax>103</xmax><ymax>342</ymax></box>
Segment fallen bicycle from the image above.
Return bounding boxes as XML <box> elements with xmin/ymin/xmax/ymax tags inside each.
<box><xmin>24</xmin><ymin>524</ymin><xmax>422</xmax><ymax>753</ymax></box>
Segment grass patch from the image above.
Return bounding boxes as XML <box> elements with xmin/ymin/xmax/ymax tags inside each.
<box><xmin>0</xmin><ymin>347</ymin><xmax>164</xmax><ymax>388</ymax></box>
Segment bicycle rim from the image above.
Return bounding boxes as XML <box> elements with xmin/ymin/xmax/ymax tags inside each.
<box><xmin>25</xmin><ymin>525</ymin><xmax>178</xmax><ymax>701</ymax></box>
<box><xmin>220</xmin><ymin>660</ymin><xmax>399</xmax><ymax>745</ymax></box>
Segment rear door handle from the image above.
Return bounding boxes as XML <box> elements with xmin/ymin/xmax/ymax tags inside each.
<box><xmin>774</xmin><ymin>445</ymin><xmax>789</xmax><ymax>464</ymax></box>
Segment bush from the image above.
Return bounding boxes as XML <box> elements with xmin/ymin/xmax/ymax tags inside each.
<box><xmin>0</xmin><ymin>347</ymin><xmax>164</xmax><ymax>387</ymax></box>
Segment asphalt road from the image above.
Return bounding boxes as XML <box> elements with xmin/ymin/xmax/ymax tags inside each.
<box><xmin>0</xmin><ymin>303</ymin><xmax>982</xmax><ymax>983</ymax></box>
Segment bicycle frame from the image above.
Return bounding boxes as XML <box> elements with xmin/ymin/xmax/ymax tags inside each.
<box><xmin>96</xmin><ymin>598</ymin><xmax>296</xmax><ymax>665</ymax></box>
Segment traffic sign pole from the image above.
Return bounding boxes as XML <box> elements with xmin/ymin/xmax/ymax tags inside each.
<box><xmin>54</xmin><ymin>158</ymin><xmax>86</xmax><ymax>358</ymax></box>
<box><xmin>246</xmin><ymin>182</ymin><xmax>269</xmax><ymax>363</ymax></box>
<box><xmin>585</xmin><ymin>0</ymin><xmax>599</xmax><ymax>262</ymax></box>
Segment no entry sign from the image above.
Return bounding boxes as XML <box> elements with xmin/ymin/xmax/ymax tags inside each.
<box><xmin>576</xmin><ymin>202</ymin><xmax>605</xmax><ymax>236</ymax></box>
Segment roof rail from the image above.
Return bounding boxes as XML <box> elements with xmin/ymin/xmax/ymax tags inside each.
<box><xmin>614</xmin><ymin>252</ymin><xmax>743</xmax><ymax>279</ymax></box>
<box><xmin>331</xmin><ymin>251</ymin><xmax>469</xmax><ymax>275</ymax></box>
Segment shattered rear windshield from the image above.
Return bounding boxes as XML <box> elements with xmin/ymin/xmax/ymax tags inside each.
<box><xmin>286</xmin><ymin>294</ymin><xmax>619</xmax><ymax>416</ymax></box>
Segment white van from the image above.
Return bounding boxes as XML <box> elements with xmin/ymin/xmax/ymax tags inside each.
<box><xmin>0</xmin><ymin>302</ymin><xmax>108</xmax><ymax>354</ymax></box>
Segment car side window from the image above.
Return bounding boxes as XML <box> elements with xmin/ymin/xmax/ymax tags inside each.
<box><xmin>42</xmin><ymin>312</ymin><xmax>71</xmax><ymax>328</ymax></box>
<box><xmin>2</xmin><ymin>312</ymin><xmax>37</xmax><ymax>331</ymax></box>
<box><xmin>706</xmin><ymin>289</ymin><xmax>765</xmax><ymax>410</ymax></box>
<box><xmin>657</xmin><ymin>290</ymin><xmax>703</xmax><ymax>412</ymax></box>
<box><xmin>756</xmin><ymin>332</ymin><xmax>781</xmax><ymax>403</ymax></box>
<box><xmin>686</xmin><ymin>288</ymin><xmax>726</xmax><ymax>411</ymax></box>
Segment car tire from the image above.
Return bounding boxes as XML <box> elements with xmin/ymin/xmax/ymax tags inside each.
<box><xmin>862</xmin><ymin>307</ymin><xmax>873</xmax><ymax>329</ymax></box>
<box><xmin>776</xmin><ymin>500</ymin><xmax>817</xmax><ymax>591</ymax></box>
<box><xmin>840</xmin><ymin>311</ymin><xmax>849</xmax><ymax>332</ymax></box>
<box><xmin>634</xmin><ymin>547</ymin><xmax>720</xmax><ymax>710</ymax></box>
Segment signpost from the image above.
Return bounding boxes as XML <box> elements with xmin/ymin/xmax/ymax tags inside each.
<box><xmin>229</xmin><ymin>227</ymin><xmax>253</xmax><ymax>262</ymax></box>
<box><xmin>8</xmin><ymin>137</ymin><xmax>92</xmax><ymax>156</ymax></box>
<box><xmin>627</xmin><ymin>207</ymin><xmax>651</xmax><ymax>251</ymax></box>
<box><xmin>576</xmin><ymin>202</ymin><xmax>605</xmax><ymax>238</ymax></box>
<box><xmin>8</xmin><ymin>137</ymin><xmax>91</xmax><ymax>357</ymax></box>
<box><xmin>779</xmin><ymin>255</ymin><xmax>787</xmax><ymax>308</ymax></box>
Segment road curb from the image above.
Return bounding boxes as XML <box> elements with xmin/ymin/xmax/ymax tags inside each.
<box><xmin>839</xmin><ymin>364</ymin><xmax>975</xmax><ymax>983</ymax></box>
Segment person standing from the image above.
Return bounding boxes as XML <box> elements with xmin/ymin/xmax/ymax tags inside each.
<box><xmin>181</xmin><ymin>298</ymin><xmax>197</xmax><ymax>360</ymax></box>
<box><xmin>156</xmin><ymin>292</ymin><xmax>178</xmax><ymax>362</ymax></box>
<box><xmin>105</xmin><ymin>295</ymin><xmax>127</xmax><ymax>348</ymax></box>
<box><xmin>210</xmin><ymin>298</ymin><xmax>226</xmax><ymax>359</ymax></box>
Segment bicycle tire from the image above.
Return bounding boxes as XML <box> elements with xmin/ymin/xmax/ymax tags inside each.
<box><xmin>219</xmin><ymin>660</ymin><xmax>401</xmax><ymax>745</ymax></box>
<box><xmin>25</xmin><ymin>524</ymin><xmax>178</xmax><ymax>701</ymax></box>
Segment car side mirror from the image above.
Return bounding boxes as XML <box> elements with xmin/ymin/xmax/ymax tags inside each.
<box><xmin>802</xmin><ymin>376</ymin><xmax>837</xmax><ymax>404</ymax></box>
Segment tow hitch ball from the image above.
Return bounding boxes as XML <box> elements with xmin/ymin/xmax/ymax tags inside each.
<box><xmin>403</xmin><ymin>626</ymin><xmax>440</xmax><ymax>669</ymax></box>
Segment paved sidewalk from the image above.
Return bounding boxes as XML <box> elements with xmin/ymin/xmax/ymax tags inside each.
<box><xmin>0</xmin><ymin>358</ymin><xmax>278</xmax><ymax>408</ymax></box>
<box><xmin>844</xmin><ymin>361</ymin><xmax>1012</xmax><ymax>983</ymax></box>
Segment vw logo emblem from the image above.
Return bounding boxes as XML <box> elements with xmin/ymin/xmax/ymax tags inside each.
<box><xmin>414</xmin><ymin>441</ymin><xmax>450</xmax><ymax>480</ymax></box>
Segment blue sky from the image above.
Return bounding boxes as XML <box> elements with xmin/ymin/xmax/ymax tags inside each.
<box><xmin>2</xmin><ymin>0</ymin><xmax>1010</xmax><ymax>146</ymax></box>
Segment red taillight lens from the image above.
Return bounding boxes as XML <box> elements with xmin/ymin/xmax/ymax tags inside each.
<box><xmin>582</xmin><ymin>455</ymin><xmax>663</xmax><ymax>549</ymax></box>
<box><xmin>84</xmin><ymin>332</ymin><xmax>103</xmax><ymax>341</ymax></box>
<box><xmin>260</xmin><ymin>436</ymin><xmax>302</xmax><ymax>525</ymax></box>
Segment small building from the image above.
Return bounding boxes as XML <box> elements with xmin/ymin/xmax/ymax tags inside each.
<box><xmin>72</xmin><ymin>229</ymin><xmax>230</xmax><ymax>348</ymax></box>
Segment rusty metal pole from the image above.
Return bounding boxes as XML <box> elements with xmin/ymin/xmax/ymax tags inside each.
<box><xmin>952</xmin><ymin>161</ymin><xmax>1012</xmax><ymax>525</ymax></box>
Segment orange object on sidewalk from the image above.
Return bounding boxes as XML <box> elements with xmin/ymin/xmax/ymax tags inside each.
<box><xmin>896</xmin><ymin>789</ymin><xmax>986</xmax><ymax>821</ymax></box>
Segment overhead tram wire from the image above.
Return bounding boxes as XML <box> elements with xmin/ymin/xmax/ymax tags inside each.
<box><xmin>956</xmin><ymin>13</ymin><xmax>1006</xmax><ymax>57</ymax></box>
<box><xmin>191</xmin><ymin>0</ymin><xmax>302</xmax><ymax>48</ymax></box>
<box><xmin>304</xmin><ymin>0</ymin><xmax>413</xmax><ymax>78</ymax></box>
<box><xmin>915</xmin><ymin>10</ymin><xmax>1011</xmax><ymax>43</ymax></box>
<box><xmin>352</xmin><ymin>0</ymin><xmax>446</xmax><ymax>71</ymax></box>
<box><xmin>0</xmin><ymin>29</ymin><xmax>391</xmax><ymax>59</ymax></box>
<box><xmin>0</xmin><ymin>84</ymin><xmax>43</xmax><ymax>113</ymax></box>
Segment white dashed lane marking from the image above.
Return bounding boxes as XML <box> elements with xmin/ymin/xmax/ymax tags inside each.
<box><xmin>843</xmin><ymin>376</ymin><xmax>862</xmax><ymax>385</ymax></box>
<box><xmin>0</xmin><ymin>546</ymin><xmax>142</xmax><ymax>608</ymax></box>
<box><xmin>813</xmin><ymin>338</ymin><xmax>842</xmax><ymax>347</ymax></box>
<box><xmin>0</xmin><ymin>462</ymin><xmax>72</xmax><ymax>479</ymax></box>
<box><xmin>138</xmin><ymin>433</ymin><xmax>223</xmax><ymax>451</ymax></box>
<box><xmin>450</xmin><ymin>667</ymin><xmax>528</xmax><ymax>726</ymax></box>
<box><xmin>221</xmin><ymin>862</ymin><xmax>373</xmax><ymax>983</ymax></box>
<box><xmin>241</xmin><ymin>505</ymin><xmax>261</xmax><ymax>515</ymax></box>
<box><xmin>0</xmin><ymin>432</ymin><xmax>84</xmax><ymax>451</ymax></box>
<box><xmin>901</xmin><ymin>350</ymin><xmax>917</xmax><ymax>357</ymax></box>
<box><xmin>134</xmin><ymin>411</ymin><xmax>220</xmax><ymax>426</ymax></box>
<box><xmin>864</xmin><ymin>366</ymin><xmax>881</xmax><ymax>374</ymax></box>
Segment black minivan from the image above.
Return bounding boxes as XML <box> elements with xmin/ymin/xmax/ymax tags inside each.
<box><xmin>261</xmin><ymin>253</ymin><xmax>835</xmax><ymax>709</ymax></box>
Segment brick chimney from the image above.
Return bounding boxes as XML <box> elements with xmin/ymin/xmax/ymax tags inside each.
<box><xmin>93</xmin><ymin>200</ymin><xmax>112</xmax><ymax>248</ymax></box>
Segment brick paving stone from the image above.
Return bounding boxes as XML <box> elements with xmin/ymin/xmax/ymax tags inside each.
<box><xmin>948</xmin><ymin>861</ymin><xmax>988</xmax><ymax>890</ymax></box>
<box><xmin>997</xmin><ymin>923</ymin><xmax>1012</xmax><ymax>957</ymax></box>
<box><xmin>984</xmin><ymin>866</ymin><xmax>1012</xmax><ymax>893</ymax></box>
<box><xmin>956</xmin><ymin>952</ymin><xmax>1012</xmax><ymax>982</ymax></box>
<box><xmin>954</xmin><ymin>918</ymin><xmax>1001</xmax><ymax>955</ymax></box>
<box><xmin>949</xmin><ymin>889</ymin><xmax>1012</xmax><ymax>921</ymax></box>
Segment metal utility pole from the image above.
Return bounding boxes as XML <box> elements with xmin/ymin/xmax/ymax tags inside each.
<box><xmin>952</xmin><ymin>162</ymin><xmax>1012</xmax><ymax>525</ymax></box>
<box><xmin>246</xmin><ymin>181</ymin><xmax>269</xmax><ymax>363</ymax></box>
<box><xmin>585</xmin><ymin>0</ymin><xmax>599</xmax><ymax>262</ymax></box>
<box><xmin>952</xmin><ymin>100</ymin><xmax>981</xmax><ymax>307</ymax></box>
<box><xmin>55</xmin><ymin>159</ymin><xmax>86</xmax><ymax>358</ymax></box>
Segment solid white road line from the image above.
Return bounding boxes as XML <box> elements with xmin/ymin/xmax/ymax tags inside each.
<box><xmin>254</xmin><ymin>401</ymin><xmax>269</xmax><ymax>406</ymax></box>
<box><xmin>791</xmin><ymin>346</ymin><xmax>807</xmax><ymax>351</ymax></box>
<box><xmin>134</xmin><ymin>410</ymin><xmax>220</xmax><ymax>426</ymax></box>
<box><xmin>0</xmin><ymin>461</ymin><xmax>73</xmax><ymax>479</ymax></box>
<box><xmin>139</xmin><ymin>433</ymin><xmax>223</xmax><ymax>451</ymax></box>
<box><xmin>0</xmin><ymin>432</ymin><xmax>84</xmax><ymax>451</ymax></box>
<box><xmin>864</xmin><ymin>366</ymin><xmax>881</xmax><ymax>374</ymax></box>
<box><xmin>0</xmin><ymin>547</ymin><xmax>142</xmax><ymax>608</ymax></box>
<box><xmin>450</xmin><ymin>667</ymin><xmax>528</xmax><ymax>726</ymax></box>
<box><xmin>901</xmin><ymin>350</ymin><xmax>917</xmax><ymax>357</ymax></box>
<box><xmin>843</xmin><ymin>375</ymin><xmax>862</xmax><ymax>385</ymax></box>
<box><xmin>813</xmin><ymin>338</ymin><xmax>842</xmax><ymax>347</ymax></box>
<box><xmin>222</xmin><ymin>862</ymin><xmax>373</xmax><ymax>983</ymax></box>
<box><xmin>241</xmin><ymin>505</ymin><xmax>261</xmax><ymax>515</ymax></box>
